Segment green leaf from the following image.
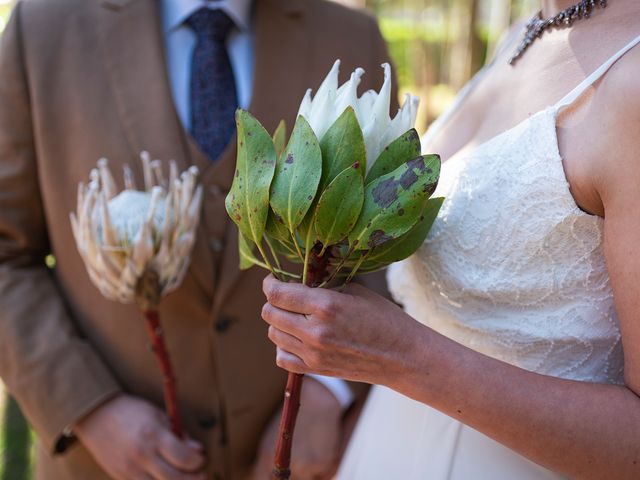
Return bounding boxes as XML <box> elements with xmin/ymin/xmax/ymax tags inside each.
<box><xmin>265</xmin><ymin>208</ymin><xmax>290</xmax><ymax>242</ymax></box>
<box><xmin>273</xmin><ymin>120</ymin><xmax>287</xmax><ymax>159</ymax></box>
<box><xmin>238</xmin><ymin>232</ymin><xmax>259</xmax><ymax>270</ymax></box>
<box><xmin>348</xmin><ymin>155</ymin><xmax>441</xmax><ymax>250</ymax></box>
<box><xmin>225</xmin><ymin>109</ymin><xmax>277</xmax><ymax>246</ymax></box>
<box><xmin>365</xmin><ymin>129</ymin><xmax>422</xmax><ymax>185</ymax></box>
<box><xmin>314</xmin><ymin>163</ymin><xmax>364</xmax><ymax>251</ymax></box>
<box><xmin>269</xmin><ymin>115</ymin><xmax>322</xmax><ymax>233</ymax></box>
<box><xmin>319</xmin><ymin>107</ymin><xmax>366</xmax><ymax>190</ymax></box>
<box><xmin>265</xmin><ymin>234</ymin><xmax>302</xmax><ymax>263</ymax></box>
<box><xmin>297</xmin><ymin>108</ymin><xmax>365</xmax><ymax>245</ymax></box>
<box><xmin>367</xmin><ymin>197</ymin><xmax>444</xmax><ymax>263</ymax></box>
<box><xmin>297</xmin><ymin>208</ymin><xmax>316</xmax><ymax>245</ymax></box>
<box><xmin>265</xmin><ymin>208</ymin><xmax>303</xmax><ymax>262</ymax></box>
<box><xmin>240</xmin><ymin>232</ymin><xmax>302</xmax><ymax>277</ymax></box>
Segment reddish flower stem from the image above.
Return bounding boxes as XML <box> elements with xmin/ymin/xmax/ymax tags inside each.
<box><xmin>272</xmin><ymin>246</ymin><xmax>329</xmax><ymax>480</ymax></box>
<box><xmin>272</xmin><ymin>372</ymin><xmax>304</xmax><ymax>479</ymax></box>
<box><xmin>142</xmin><ymin>309</ymin><xmax>184</xmax><ymax>439</ymax></box>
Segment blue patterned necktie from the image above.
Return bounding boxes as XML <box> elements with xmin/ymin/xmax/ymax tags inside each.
<box><xmin>186</xmin><ymin>8</ymin><xmax>238</xmax><ymax>162</ymax></box>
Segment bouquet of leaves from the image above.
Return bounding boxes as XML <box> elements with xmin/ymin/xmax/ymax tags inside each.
<box><xmin>225</xmin><ymin>61</ymin><xmax>442</xmax><ymax>479</ymax></box>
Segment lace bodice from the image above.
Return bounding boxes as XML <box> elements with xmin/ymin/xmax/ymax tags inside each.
<box><xmin>387</xmin><ymin>36</ymin><xmax>640</xmax><ymax>385</ymax></box>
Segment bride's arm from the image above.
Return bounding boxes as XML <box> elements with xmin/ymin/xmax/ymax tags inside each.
<box><xmin>261</xmin><ymin>49</ymin><xmax>640</xmax><ymax>480</ymax></box>
<box><xmin>262</xmin><ymin>277</ymin><xmax>640</xmax><ymax>479</ymax></box>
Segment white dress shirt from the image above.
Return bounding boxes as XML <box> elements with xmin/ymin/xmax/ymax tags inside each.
<box><xmin>159</xmin><ymin>0</ymin><xmax>354</xmax><ymax>410</ymax></box>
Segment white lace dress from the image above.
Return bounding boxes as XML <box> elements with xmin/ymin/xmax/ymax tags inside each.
<box><xmin>337</xmin><ymin>35</ymin><xmax>640</xmax><ymax>480</ymax></box>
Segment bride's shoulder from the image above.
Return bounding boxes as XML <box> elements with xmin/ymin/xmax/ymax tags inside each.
<box><xmin>588</xmin><ymin>43</ymin><xmax>640</xmax><ymax>209</ymax></box>
<box><xmin>601</xmin><ymin>42</ymin><xmax>640</xmax><ymax>106</ymax></box>
<box><xmin>594</xmin><ymin>44</ymin><xmax>640</xmax><ymax>148</ymax></box>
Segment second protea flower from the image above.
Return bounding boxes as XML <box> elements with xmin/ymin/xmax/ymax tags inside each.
<box><xmin>297</xmin><ymin>60</ymin><xmax>419</xmax><ymax>171</ymax></box>
<box><xmin>70</xmin><ymin>152</ymin><xmax>203</xmax><ymax>438</ymax></box>
<box><xmin>70</xmin><ymin>152</ymin><xmax>203</xmax><ymax>306</ymax></box>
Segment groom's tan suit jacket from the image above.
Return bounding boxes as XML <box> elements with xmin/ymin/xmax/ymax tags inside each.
<box><xmin>0</xmin><ymin>0</ymin><xmax>395</xmax><ymax>478</ymax></box>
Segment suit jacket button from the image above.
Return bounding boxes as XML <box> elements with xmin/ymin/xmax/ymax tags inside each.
<box><xmin>210</xmin><ymin>238</ymin><xmax>224</xmax><ymax>252</ymax></box>
<box><xmin>215</xmin><ymin>315</ymin><xmax>233</xmax><ymax>333</ymax></box>
<box><xmin>198</xmin><ymin>416</ymin><xmax>217</xmax><ymax>429</ymax></box>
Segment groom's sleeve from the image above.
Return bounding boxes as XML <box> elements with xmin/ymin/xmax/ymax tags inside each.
<box><xmin>0</xmin><ymin>4</ymin><xmax>121</xmax><ymax>454</ymax></box>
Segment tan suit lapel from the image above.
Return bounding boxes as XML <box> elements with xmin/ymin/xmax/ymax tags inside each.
<box><xmin>96</xmin><ymin>0</ymin><xmax>310</xmax><ymax>308</ymax></box>
<box><xmin>96</xmin><ymin>0</ymin><xmax>216</xmax><ymax>298</ymax></box>
<box><xmin>212</xmin><ymin>0</ymin><xmax>312</xmax><ymax>313</ymax></box>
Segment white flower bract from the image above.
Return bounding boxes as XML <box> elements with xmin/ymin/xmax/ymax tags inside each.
<box><xmin>297</xmin><ymin>60</ymin><xmax>420</xmax><ymax>172</ymax></box>
<box><xmin>70</xmin><ymin>152</ymin><xmax>203</xmax><ymax>304</ymax></box>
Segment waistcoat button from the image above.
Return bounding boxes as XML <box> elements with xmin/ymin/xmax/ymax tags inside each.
<box><xmin>215</xmin><ymin>315</ymin><xmax>233</xmax><ymax>333</ymax></box>
<box><xmin>209</xmin><ymin>185</ymin><xmax>225</xmax><ymax>197</ymax></box>
<box><xmin>210</xmin><ymin>238</ymin><xmax>224</xmax><ymax>252</ymax></box>
<box><xmin>198</xmin><ymin>416</ymin><xmax>217</xmax><ymax>429</ymax></box>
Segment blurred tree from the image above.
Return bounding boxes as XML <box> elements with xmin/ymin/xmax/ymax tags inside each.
<box><xmin>1</xmin><ymin>396</ymin><xmax>32</xmax><ymax>480</ymax></box>
<box><xmin>330</xmin><ymin>0</ymin><xmax>537</xmax><ymax>127</ymax></box>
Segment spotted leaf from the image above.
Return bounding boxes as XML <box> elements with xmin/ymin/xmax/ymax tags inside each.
<box><xmin>314</xmin><ymin>163</ymin><xmax>364</xmax><ymax>250</ymax></box>
<box><xmin>348</xmin><ymin>154</ymin><xmax>440</xmax><ymax>250</ymax></box>
<box><xmin>365</xmin><ymin>129</ymin><xmax>422</xmax><ymax>185</ymax></box>
<box><xmin>225</xmin><ymin>109</ymin><xmax>277</xmax><ymax>247</ymax></box>
<box><xmin>366</xmin><ymin>197</ymin><xmax>444</xmax><ymax>263</ymax></box>
<box><xmin>269</xmin><ymin>115</ymin><xmax>322</xmax><ymax>233</ymax></box>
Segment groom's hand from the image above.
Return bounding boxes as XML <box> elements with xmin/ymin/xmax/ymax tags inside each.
<box><xmin>253</xmin><ymin>377</ymin><xmax>343</xmax><ymax>480</ymax></box>
<box><xmin>75</xmin><ymin>394</ymin><xmax>206</xmax><ymax>480</ymax></box>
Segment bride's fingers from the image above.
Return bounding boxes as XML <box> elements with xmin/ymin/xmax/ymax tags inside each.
<box><xmin>268</xmin><ymin>325</ymin><xmax>306</xmax><ymax>358</ymax></box>
<box><xmin>275</xmin><ymin>347</ymin><xmax>308</xmax><ymax>374</ymax></box>
<box><xmin>263</xmin><ymin>275</ymin><xmax>334</xmax><ymax>314</ymax></box>
<box><xmin>262</xmin><ymin>302</ymin><xmax>309</xmax><ymax>339</ymax></box>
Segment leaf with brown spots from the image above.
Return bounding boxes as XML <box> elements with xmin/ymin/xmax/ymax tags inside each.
<box><xmin>296</xmin><ymin>107</ymin><xmax>367</xmax><ymax>245</ymax></box>
<box><xmin>366</xmin><ymin>197</ymin><xmax>444</xmax><ymax>264</ymax></box>
<box><xmin>265</xmin><ymin>208</ymin><xmax>291</xmax><ymax>242</ymax></box>
<box><xmin>314</xmin><ymin>163</ymin><xmax>364</xmax><ymax>252</ymax></box>
<box><xmin>319</xmin><ymin>106</ymin><xmax>366</xmax><ymax>190</ymax></box>
<box><xmin>365</xmin><ymin>129</ymin><xmax>421</xmax><ymax>185</ymax></box>
<box><xmin>348</xmin><ymin>154</ymin><xmax>440</xmax><ymax>250</ymax></box>
<box><xmin>270</xmin><ymin>115</ymin><xmax>322</xmax><ymax>233</ymax></box>
<box><xmin>225</xmin><ymin>109</ymin><xmax>276</xmax><ymax>249</ymax></box>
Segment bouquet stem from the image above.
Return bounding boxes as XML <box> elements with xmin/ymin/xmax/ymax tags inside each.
<box><xmin>272</xmin><ymin>246</ymin><xmax>329</xmax><ymax>480</ymax></box>
<box><xmin>272</xmin><ymin>372</ymin><xmax>304</xmax><ymax>479</ymax></box>
<box><xmin>136</xmin><ymin>270</ymin><xmax>184</xmax><ymax>439</ymax></box>
<box><xmin>143</xmin><ymin>309</ymin><xmax>184</xmax><ymax>438</ymax></box>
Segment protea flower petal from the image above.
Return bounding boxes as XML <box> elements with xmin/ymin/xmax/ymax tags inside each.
<box><xmin>297</xmin><ymin>60</ymin><xmax>420</xmax><ymax>173</ymax></box>
<box><xmin>70</xmin><ymin>154</ymin><xmax>203</xmax><ymax>304</ymax></box>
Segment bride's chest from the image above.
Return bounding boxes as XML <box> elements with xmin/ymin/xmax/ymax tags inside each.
<box><xmin>429</xmin><ymin>66</ymin><xmax>606</xmax><ymax>216</ymax></box>
<box><xmin>416</xmin><ymin>109</ymin><xmax>608</xmax><ymax>301</ymax></box>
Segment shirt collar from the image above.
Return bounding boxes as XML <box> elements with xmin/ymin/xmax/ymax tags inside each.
<box><xmin>160</xmin><ymin>0</ymin><xmax>252</xmax><ymax>34</ymax></box>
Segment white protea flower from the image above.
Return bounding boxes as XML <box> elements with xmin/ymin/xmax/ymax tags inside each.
<box><xmin>297</xmin><ymin>59</ymin><xmax>420</xmax><ymax>172</ymax></box>
<box><xmin>70</xmin><ymin>152</ymin><xmax>203</xmax><ymax>304</ymax></box>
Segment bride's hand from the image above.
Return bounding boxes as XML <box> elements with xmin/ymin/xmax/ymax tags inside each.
<box><xmin>261</xmin><ymin>275</ymin><xmax>426</xmax><ymax>385</ymax></box>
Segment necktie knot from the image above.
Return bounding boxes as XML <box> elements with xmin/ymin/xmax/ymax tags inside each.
<box><xmin>186</xmin><ymin>8</ymin><xmax>235</xmax><ymax>43</ymax></box>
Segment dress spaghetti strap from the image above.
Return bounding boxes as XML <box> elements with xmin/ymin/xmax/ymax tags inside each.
<box><xmin>554</xmin><ymin>34</ymin><xmax>640</xmax><ymax>110</ymax></box>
